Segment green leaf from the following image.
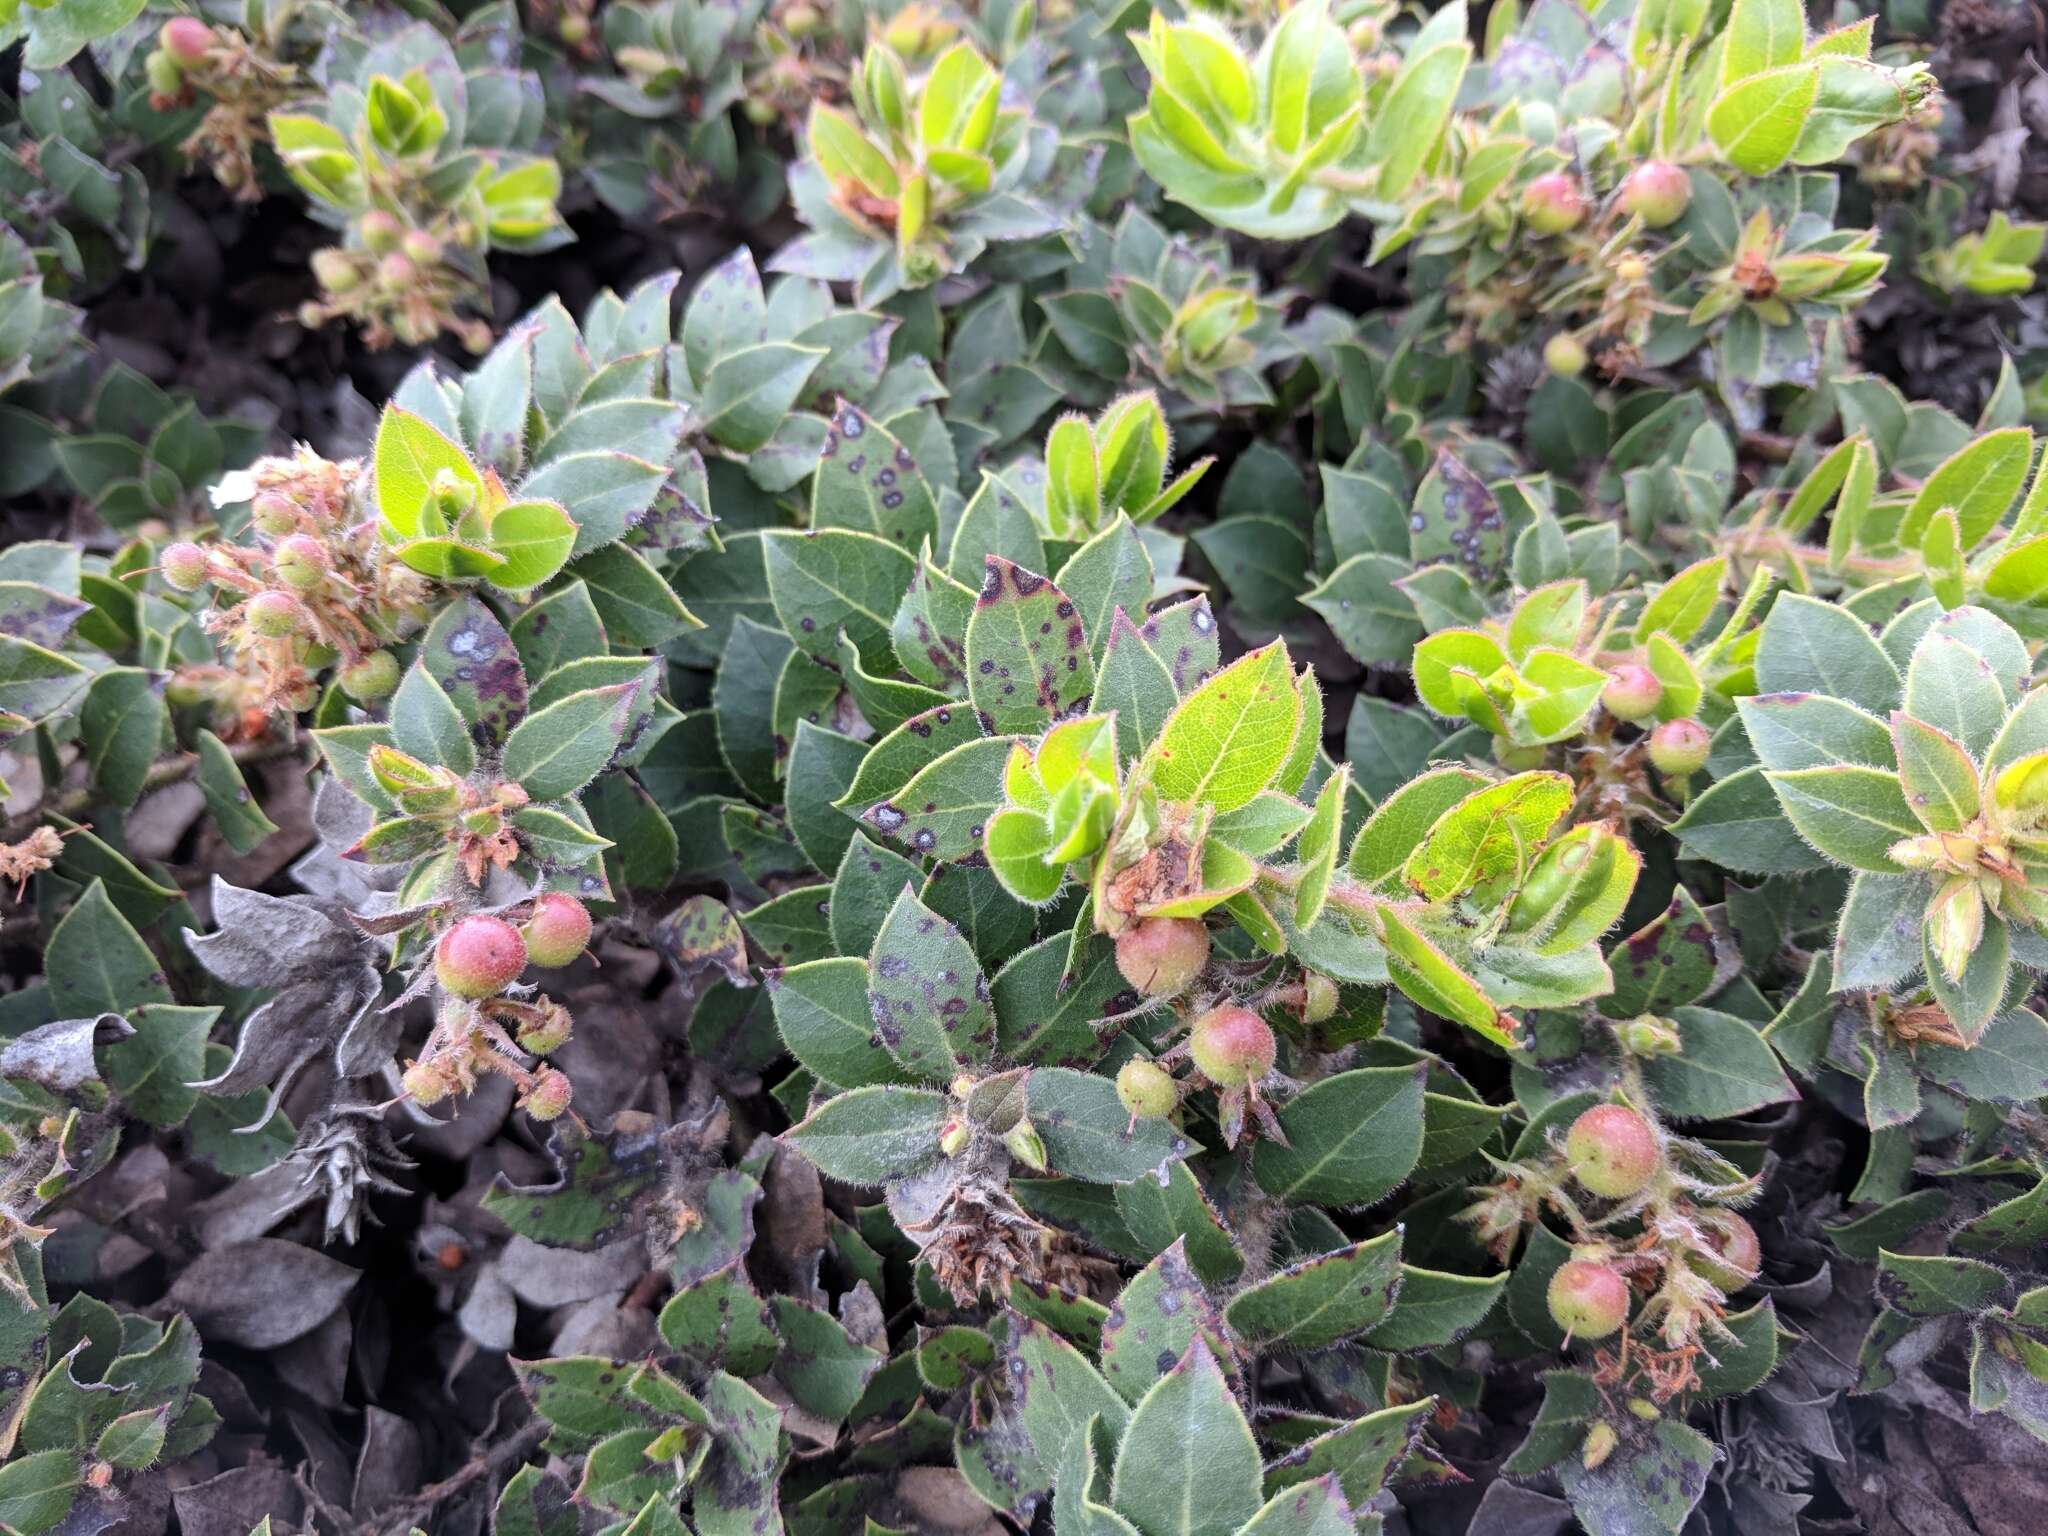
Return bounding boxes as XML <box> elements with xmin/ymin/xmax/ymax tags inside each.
<box><xmin>965</xmin><ymin>557</ymin><xmax>1096</xmax><ymax>734</ymax></box>
<box><xmin>1109</xmin><ymin>1340</ymin><xmax>1264</xmax><ymax>1536</ymax></box>
<box><xmin>1755</xmin><ymin>593</ymin><xmax>1901</xmax><ymax>714</ymax></box>
<box><xmin>769</xmin><ymin>1295</ymin><xmax>883</xmax><ymax>1423</ymax></box>
<box><xmin>374</xmin><ymin>405</ymin><xmax>480</xmax><ymax>540</ymax></box>
<box><xmin>1892</xmin><ymin>713</ymin><xmax>1979</xmax><ymax>830</ymax></box>
<box><xmin>1901</xmin><ymin>426</ymin><xmax>2032</xmax><ymax>549</ymax></box>
<box><xmin>811</xmin><ymin>403</ymin><xmax>939</xmax><ymax>553</ymax></box>
<box><xmin>856</xmin><ymin>733</ymin><xmax>1015</xmax><ymax>862</ymax></box>
<box><xmin>782</xmin><ymin>1085</ymin><xmax>951</xmax><ymax>1185</ymax></box>
<box><xmin>1224</xmin><ymin>1229</ymin><xmax>1403</xmax><ymax>1350</ymax></box>
<box><xmin>487</xmin><ymin>499</ymin><xmax>579</xmax><ymax>590</ymax></box>
<box><xmin>391</xmin><ymin>659</ymin><xmax>477</xmax><ymax>776</ymax></box>
<box><xmin>1358</xmin><ymin>1265</ymin><xmax>1507</xmax><ymax>1353</ymax></box>
<box><xmin>101</xmin><ymin>1003</ymin><xmax>215</xmax><ymax>1128</ymax></box>
<box><xmin>0</xmin><ymin>1449</ymin><xmax>81</xmax><ymax>1534</ymax></box>
<box><xmin>1764</xmin><ymin>764</ymin><xmax>1918</xmax><ymax>871</ymax></box>
<box><xmin>1671</xmin><ymin>766</ymin><xmax>1827</xmax><ymax>875</ymax></box>
<box><xmin>1735</xmin><ymin>692</ymin><xmax>1893</xmax><ymax>772</ymax></box>
<box><xmin>1144</xmin><ymin>641</ymin><xmax>1299</xmax><ymax>813</ymax></box>
<box><xmin>1305</xmin><ymin>554</ymin><xmax>1424</xmax><ymax>665</ymax></box>
<box><xmin>1403</xmin><ymin>772</ymin><xmax>1571</xmax><ymax>902</ymax></box>
<box><xmin>501</xmin><ymin>682</ymin><xmax>642</xmax><ymax>801</ymax></box>
<box><xmin>80</xmin><ymin>667</ymin><xmax>166</xmax><ymax>808</ymax></box>
<box><xmin>566</xmin><ymin>543</ymin><xmax>701</xmax><ymax>649</ymax></box>
<box><xmin>1606</xmin><ymin>886</ymin><xmax>1719</xmax><ymax>1016</ymax></box>
<box><xmin>768</xmin><ymin>958</ymin><xmax>903</xmax><ymax>1089</ymax></box>
<box><xmin>1293</xmin><ymin>766</ymin><xmax>1348</xmax><ymax>928</ymax></box>
<box><xmin>1251</xmin><ymin>1064</ymin><xmax>1427</xmax><ymax>1205</ymax></box>
<box><xmin>1012</xmin><ymin>1316</ymin><xmax>1130</xmax><ymax>1466</ymax></box>
<box><xmin>867</xmin><ymin>883</ymin><xmax>990</xmax><ymax>1078</ymax></box>
<box><xmin>193</xmin><ymin>731</ymin><xmax>279</xmax><ymax>855</ymax></box>
<box><xmin>1707</xmin><ymin>64</ymin><xmax>1820</xmax><ymax>175</ymax></box>
<box><xmin>700</xmin><ymin>343</ymin><xmax>824</xmax><ymax>453</ymax></box>
<box><xmin>1057</xmin><ymin>517</ymin><xmax>1154</xmax><ymax>661</ymax></box>
<box><xmin>1722</xmin><ymin>0</ymin><xmax>1806</xmax><ymax>82</ymax></box>
<box><xmin>1095</xmin><ymin>610</ymin><xmax>1181</xmax><ymax>762</ymax></box>
<box><xmin>48</xmin><ymin>880</ymin><xmax>171</xmax><ymax>1017</ymax></box>
<box><xmin>1876</xmin><ymin>1248</ymin><xmax>2008</xmax><ymax>1316</ymax></box>
<box><xmin>1642</xmin><ymin>1008</ymin><xmax>1799</xmax><ymax>1119</ymax></box>
<box><xmin>1029</xmin><ymin>1067</ymin><xmax>1197</xmax><ymax>1182</ymax></box>
<box><xmin>1101</xmin><ymin>1240</ymin><xmax>1233</xmax><ymax>1405</ymax></box>
<box><xmin>1263</xmin><ymin>1400</ymin><xmax>1435</xmax><ymax>1511</ymax></box>
<box><xmin>763</xmin><ymin>528</ymin><xmax>915</xmax><ymax>671</ymax></box>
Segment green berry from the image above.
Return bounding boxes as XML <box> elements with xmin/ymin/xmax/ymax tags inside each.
<box><xmin>339</xmin><ymin>650</ymin><xmax>400</xmax><ymax>702</ymax></box>
<box><xmin>524</xmin><ymin>1067</ymin><xmax>573</xmax><ymax>1120</ymax></box>
<box><xmin>1116</xmin><ymin>1059</ymin><xmax>1178</xmax><ymax>1120</ymax></box>
<box><xmin>162</xmin><ymin>541</ymin><xmax>209</xmax><ymax>592</ymax></box>
<box><xmin>1647</xmin><ymin>717</ymin><xmax>1711</xmax><ymax>778</ymax></box>
<box><xmin>1544</xmin><ymin>333</ymin><xmax>1587</xmax><ymax>377</ymax></box>
<box><xmin>1521</xmin><ymin>172</ymin><xmax>1587</xmax><ymax>235</ymax></box>
<box><xmin>311</xmin><ymin>249</ymin><xmax>359</xmax><ymax>293</ymax></box>
<box><xmin>251</xmin><ymin>492</ymin><xmax>298</xmax><ymax>535</ymax></box>
<box><xmin>245</xmin><ymin>591</ymin><xmax>304</xmax><ymax>638</ymax></box>
<box><xmin>1115</xmin><ymin>917</ymin><xmax>1210</xmax><ymax>997</ymax></box>
<box><xmin>1301</xmin><ymin>971</ymin><xmax>1339</xmax><ymax>1024</ymax></box>
<box><xmin>271</xmin><ymin>535</ymin><xmax>328</xmax><ymax>591</ymax></box>
<box><xmin>1189</xmin><ymin>1005</ymin><xmax>1276</xmax><ymax>1088</ymax></box>
<box><xmin>523</xmin><ymin>893</ymin><xmax>592</xmax><ymax>968</ymax></box>
<box><xmin>1548</xmin><ymin>1259</ymin><xmax>1630</xmax><ymax>1339</ymax></box>
<box><xmin>145</xmin><ymin>50</ymin><xmax>185</xmax><ymax>97</ymax></box>
<box><xmin>402</xmin><ymin>1060</ymin><xmax>451</xmax><ymax>1106</ymax></box>
<box><xmin>435</xmin><ymin>915</ymin><xmax>527</xmax><ymax>999</ymax></box>
<box><xmin>1565</xmin><ymin>1104</ymin><xmax>1661</xmax><ymax>1199</ymax></box>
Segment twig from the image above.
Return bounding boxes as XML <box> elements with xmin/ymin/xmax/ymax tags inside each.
<box><xmin>371</xmin><ymin>1418</ymin><xmax>550</xmax><ymax>1536</ymax></box>
<box><xmin>1</xmin><ymin>733</ymin><xmax>304</xmax><ymax>846</ymax></box>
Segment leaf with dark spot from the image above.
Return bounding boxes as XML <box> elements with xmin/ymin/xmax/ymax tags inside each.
<box><xmin>964</xmin><ymin>556</ymin><xmax>1095</xmax><ymax>734</ymax></box>
<box><xmin>866</xmin><ymin>883</ymin><xmax>991</xmax><ymax>1077</ymax></box>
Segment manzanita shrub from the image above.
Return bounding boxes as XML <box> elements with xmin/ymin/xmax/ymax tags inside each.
<box><xmin>13</xmin><ymin>0</ymin><xmax>2048</xmax><ymax>1531</ymax></box>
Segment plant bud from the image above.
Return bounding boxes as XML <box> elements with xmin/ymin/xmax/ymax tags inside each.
<box><xmin>271</xmin><ymin>534</ymin><xmax>328</xmax><ymax>591</ymax></box>
<box><xmin>161</xmin><ymin>541</ymin><xmax>210</xmax><ymax>591</ymax></box>
<box><xmin>523</xmin><ymin>893</ymin><xmax>593</xmax><ymax>968</ymax></box>
<box><xmin>1615</xmin><ymin>254</ymin><xmax>1650</xmax><ymax>284</ymax></box>
<box><xmin>1565</xmin><ymin>1103</ymin><xmax>1661</xmax><ymax>1198</ymax></box>
<box><xmin>1521</xmin><ymin>172</ymin><xmax>1587</xmax><ymax>235</ymax></box>
<box><xmin>1581</xmin><ymin>1421</ymin><xmax>1619</xmax><ymax>1470</ymax></box>
<box><xmin>145</xmin><ymin>50</ymin><xmax>185</xmax><ymax>98</ymax></box>
<box><xmin>524</xmin><ymin>1067</ymin><xmax>573</xmax><ymax>1121</ymax></box>
<box><xmin>1116</xmin><ymin>1058</ymin><xmax>1178</xmax><ymax>1120</ymax></box>
<box><xmin>311</xmin><ymin>249</ymin><xmax>360</xmax><ymax>293</ymax></box>
<box><xmin>401</xmin><ymin>230</ymin><xmax>443</xmax><ymax>265</ymax></box>
<box><xmin>1301</xmin><ymin>971</ymin><xmax>1339</xmax><ymax>1023</ymax></box>
<box><xmin>244</xmin><ymin>590</ymin><xmax>305</xmax><ymax>638</ymax></box>
<box><xmin>1189</xmin><ymin>1005</ymin><xmax>1276</xmax><ymax>1088</ymax></box>
<box><xmin>1547</xmin><ymin>1258</ymin><xmax>1631</xmax><ymax>1339</ymax></box>
<box><xmin>938</xmin><ymin>1117</ymin><xmax>970</xmax><ymax>1157</ymax></box>
<box><xmin>1647</xmin><ymin>717</ymin><xmax>1710</xmax><ymax>778</ymax></box>
<box><xmin>402</xmin><ymin>1060</ymin><xmax>451</xmax><ymax>1106</ymax></box>
<box><xmin>359</xmin><ymin>210</ymin><xmax>404</xmax><ymax>253</ymax></box>
<box><xmin>430</xmin><ymin>466</ymin><xmax>477</xmax><ymax>517</ymax></box>
<box><xmin>1602</xmin><ymin>661</ymin><xmax>1664</xmax><ymax>721</ymax></box>
<box><xmin>1619</xmin><ymin>160</ymin><xmax>1691</xmax><ymax>229</ymax></box>
<box><xmin>1543</xmin><ymin>332</ymin><xmax>1587</xmax><ymax>377</ymax></box>
<box><xmin>1114</xmin><ymin>917</ymin><xmax>1210</xmax><ymax>996</ymax></box>
<box><xmin>434</xmin><ymin>914</ymin><xmax>528</xmax><ymax>998</ymax></box>
<box><xmin>1618</xmin><ymin>1016</ymin><xmax>1682</xmax><ymax>1055</ymax></box>
<box><xmin>159</xmin><ymin>16</ymin><xmax>215</xmax><ymax>64</ymax></box>
<box><xmin>1690</xmin><ymin>1212</ymin><xmax>1763</xmax><ymax>1292</ymax></box>
<box><xmin>251</xmin><ymin>491</ymin><xmax>298</xmax><ymax>535</ymax></box>
<box><xmin>1627</xmin><ymin>1397</ymin><xmax>1660</xmax><ymax>1420</ymax></box>
<box><xmin>339</xmin><ymin>649</ymin><xmax>400</xmax><ymax>701</ymax></box>
<box><xmin>1001</xmin><ymin>1119</ymin><xmax>1047</xmax><ymax>1172</ymax></box>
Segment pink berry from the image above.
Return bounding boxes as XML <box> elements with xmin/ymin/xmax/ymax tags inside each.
<box><xmin>1647</xmin><ymin>718</ymin><xmax>1710</xmax><ymax>778</ymax></box>
<box><xmin>159</xmin><ymin>17</ymin><xmax>215</xmax><ymax>65</ymax></box>
<box><xmin>271</xmin><ymin>535</ymin><xmax>328</xmax><ymax>591</ymax></box>
<box><xmin>1547</xmin><ymin>1259</ymin><xmax>1631</xmax><ymax>1339</ymax></box>
<box><xmin>1115</xmin><ymin>918</ymin><xmax>1210</xmax><ymax>997</ymax></box>
<box><xmin>1565</xmin><ymin>1104</ymin><xmax>1662</xmax><ymax>1199</ymax></box>
<box><xmin>523</xmin><ymin>1068</ymin><xmax>573</xmax><ymax>1121</ymax></box>
<box><xmin>1521</xmin><ymin>172</ymin><xmax>1587</xmax><ymax>235</ymax></box>
<box><xmin>1602</xmin><ymin>662</ymin><xmax>1664</xmax><ymax>722</ymax></box>
<box><xmin>251</xmin><ymin>492</ymin><xmax>297</xmax><ymax>535</ymax></box>
<box><xmin>435</xmin><ymin>915</ymin><xmax>527</xmax><ymax>999</ymax></box>
<box><xmin>162</xmin><ymin>541</ymin><xmax>209</xmax><ymax>592</ymax></box>
<box><xmin>522</xmin><ymin>893</ymin><xmax>592</xmax><ymax>968</ymax></box>
<box><xmin>1619</xmin><ymin>160</ymin><xmax>1691</xmax><ymax>229</ymax></box>
<box><xmin>1691</xmin><ymin>1213</ymin><xmax>1762</xmax><ymax>1292</ymax></box>
<box><xmin>245</xmin><ymin>590</ymin><xmax>304</xmax><ymax>638</ymax></box>
<box><xmin>1116</xmin><ymin>1059</ymin><xmax>1178</xmax><ymax>1120</ymax></box>
<box><xmin>1189</xmin><ymin>1005</ymin><xmax>1276</xmax><ymax>1088</ymax></box>
<box><xmin>359</xmin><ymin>211</ymin><xmax>403</xmax><ymax>253</ymax></box>
<box><xmin>400</xmin><ymin>230</ymin><xmax>443</xmax><ymax>265</ymax></box>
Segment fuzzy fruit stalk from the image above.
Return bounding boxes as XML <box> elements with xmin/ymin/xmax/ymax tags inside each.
<box><xmin>1602</xmin><ymin>662</ymin><xmax>1664</xmax><ymax>722</ymax></box>
<box><xmin>1521</xmin><ymin>172</ymin><xmax>1587</xmax><ymax>235</ymax></box>
<box><xmin>435</xmin><ymin>915</ymin><xmax>528</xmax><ymax>998</ymax></box>
<box><xmin>523</xmin><ymin>893</ymin><xmax>593</xmax><ymax>968</ymax></box>
<box><xmin>1565</xmin><ymin>1104</ymin><xmax>1661</xmax><ymax>1198</ymax></box>
<box><xmin>1188</xmin><ymin>1005</ymin><xmax>1276</xmax><ymax>1088</ymax></box>
<box><xmin>1647</xmin><ymin>717</ymin><xmax>1710</xmax><ymax>777</ymax></box>
<box><xmin>1116</xmin><ymin>1058</ymin><xmax>1178</xmax><ymax>1120</ymax></box>
<box><xmin>1548</xmin><ymin>1258</ymin><xmax>1631</xmax><ymax>1339</ymax></box>
<box><xmin>1115</xmin><ymin>917</ymin><xmax>1210</xmax><ymax>996</ymax></box>
<box><xmin>1619</xmin><ymin>160</ymin><xmax>1691</xmax><ymax>229</ymax></box>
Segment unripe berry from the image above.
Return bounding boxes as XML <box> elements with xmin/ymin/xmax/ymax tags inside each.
<box><xmin>1115</xmin><ymin>917</ymin><xmax>1210</xmax><ymax>997</ymax></box>
<box><xmin>1690</xmin><ymin>1212</ymin><xmax>1762</xmax><ymax>1292</ymax></box>
<box><xmin>558</xmin><ymin>12</ymin><xmax>590</xmax><ymax>45</ymax></box>
<box><xmin>339</xmin><ymin>649</ymin><xmax>400</xmax><ymax>701</ymax></box>
<box><xmin>271</xmin><ymin>534</ymin><xmax>328</xmax><ymax>591</ymax></box>
<box><xmin>1565</xmin><ymin>1104</ymin><xmax>1662</xmax><ymax>1198</ymax></box>
<box><xmin>434</xmin><ymin>914</ymin><xmax>527</xmax><ymax>999</ymax></box>
<box><xmin>400</xmin><ymin>230</ymin><xmax>443</xmax><ymax>265</ymax></box>
<box><xmin>1521</xmin><ymin>172</ymin><xmax>1587</xmax><ymax>235</ymax></box>
<box><xmin>245</xmin><ymin>590</ymin><xmax>305</xmax><ymax>638</ymax></box>
<box><xmin>515</xmin><ymin>1002</ymin><xmax>573</xmax><ymax>1055</ymax></box>
<box><xmin>162</xmin><ymin>541</ymin><xmax>209</xmax><ymax>591</ymax></box>
<box><xmin>1547</xmin><ymin>1259</ymin><xmax>1631</xmax><ymax>1340</ymax></box>
<box><xmin>1189</xmin><ymin>1005</ymin><xmax>1276</xmax><ymax>1088</ymax></box>
<box><xmin>784</xmin><ymin>2</ymin><xmax>823</xmax><ymax>36</ymax></box>
<box><xmin>359</xmin><ymin>210</ymin><xmax>404</xmax><ymax>253</ymax></box>
<box><xmin>1619</xmin><ymin>160</ymin><xmax>1692</xmax><ymax>229</ymax></box>
<box><xmin>1116</xmin><ymin>1059</ymin><xmax>1178</xmax><ymax>1120</ymax></box>
<box><xmin>1647</xmin><ymin>717</ymin><xmax>1710</xmax><ymax>778</ymax></box>
<box><xmin>524</xmin><ymin>1068</ymin><xmax>573</xmax><ymax>1121</ymax></box>
<box><xmin>1543</xmin><ymin>333</ymin><xmax>1587</xmax><ymax>378</ymax></box>
<box><xmin>376</xmin><ymin>253</ymin><xmax>417</xmax><ymax>291</ymax></box>
<box><xmin>1301</xmin><ymin>971</ymin><xmax>1339</xmax><ymax>1024</ymax></box>
<box><xmin>159</xmin><ymin>16</ymin><xmax>215</xmax><ymax>64</ymax></box>
<box><xmin>743</xmin><ymin>97</ymin><xmax>778</xmax><ymax>126</ymax></box>
<box><xmin>522</xmin><ymin>893</ymin><xmax>592</xmax><ymax>968</ymax></box>
<box><xmin>1602</xmin><ymin>661</ymin><xmax>1664</xmax><ymax>722</ymax></box>
<box><xmin>311</xmin><ymin>249</ymin><xmax>360</xmax><ymax>293</ymax></box>
<box><xmin>251</xmin><ymin>492</ymin><xmax>298</xmax><ymax>535</ymax></box>
<box><xmin>402</xmin><ymin>1060</ymin><xmax>450</xmax><ymax>1106</ymax></box>
<box><xmin>145</xmin><ymin>50</ymin><xmax>185</xmax><ymax>98</ymax></box>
